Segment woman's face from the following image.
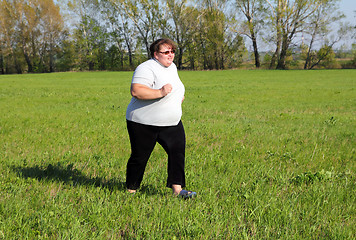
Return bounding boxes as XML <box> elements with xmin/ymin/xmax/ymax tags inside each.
<box><xmin>154</xmin><ymin>44</ymin><xmax>175</xmax><ymax>67</ymax></box>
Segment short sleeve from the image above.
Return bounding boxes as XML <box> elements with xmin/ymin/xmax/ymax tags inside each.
<box><xmin>131</xmin><ymin>63</ymin><xmax>155</xmax><ymax>88</ymax></box>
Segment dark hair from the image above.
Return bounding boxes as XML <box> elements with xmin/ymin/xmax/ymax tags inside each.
<box><xmin>149</xmin><ymin>39</ymin><xmax>177</xmax><ymax>58</ymax></box>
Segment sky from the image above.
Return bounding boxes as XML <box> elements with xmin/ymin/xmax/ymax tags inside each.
<box><xmin>332</xmin><ymin>0</ymin><xmax>355</xmax><ymax>49</ymax></box>
<box><xmin>339</xmin><ymin>0</ymin><xmax>356</xmax><ymax>24</ymax></box>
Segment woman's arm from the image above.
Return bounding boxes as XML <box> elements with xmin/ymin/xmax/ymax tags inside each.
<box><xmin>131</xmin><ymin>83</ymin><xmax>172</xmax><ymax>100</ymax></box>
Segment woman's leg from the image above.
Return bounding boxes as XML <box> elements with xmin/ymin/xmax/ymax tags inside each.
<box><xmin>126</xmin><ymin>121</ymin><xmax>158</xmax><ymax>190</ymax></box>
<box><xmin>157</xmin><ymin>121</ymin><xmax>186</xmax><ymax>191</ymax></box>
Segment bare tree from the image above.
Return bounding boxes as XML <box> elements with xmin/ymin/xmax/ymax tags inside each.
<box><xmin>235</xmin><ymin>0</ymin><xmax>265</xmax><ymax>68</ymax></box>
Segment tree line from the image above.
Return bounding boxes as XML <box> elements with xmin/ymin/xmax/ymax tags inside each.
<box><xmin>0</xmin><ymin>0</ymin><xmax>355</xmax><ymax>74</ymax></box>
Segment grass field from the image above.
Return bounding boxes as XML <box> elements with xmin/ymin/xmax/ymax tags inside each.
<box><xmin>0</xmin><ymin>69</ymin><xmax>355</xmax><ymax>239</ymax></box>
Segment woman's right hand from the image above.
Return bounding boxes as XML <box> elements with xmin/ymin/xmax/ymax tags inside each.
<box><xmin>160</xmin><ymin>84</ymin><xmax>172</xmax><ymax>97</ymax></box>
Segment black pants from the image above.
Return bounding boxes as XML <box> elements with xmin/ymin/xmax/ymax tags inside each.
<box><xmin>126</xmin><ymin>120</ymin><xmax>186</xmax><ymax>190</ymax></box>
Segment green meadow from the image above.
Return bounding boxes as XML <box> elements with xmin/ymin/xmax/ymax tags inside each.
<box><xmin>0</xmin><ymin>70</ymin><xmax>355</xmax><ymax>239</ymax></box>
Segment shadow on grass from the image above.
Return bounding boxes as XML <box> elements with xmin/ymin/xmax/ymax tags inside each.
<box><xmin>12</xmin><ymin>162</ymin><xmax>162</xmax><ymax>196</ymax></box>
<box><xmin>12</xmin><ymin>162</ymin><xmax>126</xmax><ymax>192</ymax></box>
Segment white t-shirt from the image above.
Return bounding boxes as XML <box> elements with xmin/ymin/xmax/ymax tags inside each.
<box><xmin>126</xmin><ymin>59</ymin><xmax>185</xmax><ymax>126</ymax></box>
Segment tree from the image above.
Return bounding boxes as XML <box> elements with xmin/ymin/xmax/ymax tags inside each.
<box><xmin>16</xmin><ymin>0</ymin><xmax>40</xmax><ymax>73</ymax></box>
<box><xmin>235</xmin><ymin>0</ymin><xmax>265</xmax><ymax>68</ymax></box>
<box><xmin>74</xmin><ymin>15</ymin><xmax>108</xmax><ymax>70</ymax></box>
<box><xmin>120</xmin><ymin>0</ymin><xmax>166</xmax><ymax>59</ymax></box>
<box><xmin>0</xmin><ymin>0</ymin><xmax>23</xmax><ymax>73</ymax></box>
<box><xmin>56</xmin><ymin>39</ymin><xmax>76</xmax><ymax>71</ymax></box>
<box><xmin>0</xmin><ymin>0</ymin><xmax>66</xmax><ymax>73</ymax></box>
<box><xmin>195</xmin><ymin>0</ymin><xmax>237</xmax><ymax>70</ymax></box>
<box><xmin>38</xmin><ymin>0</ymin><xmax>66</xmax><ymax>72</ymax></box>
<box><xmin>303</xmin><ymin>0</ymin><xmax>344</xmax><ymax>69</ymax></box>
<box><xmin>351</xmin><ymin>44</ymin><xmax>356</xmax><ymax>68</ymax></box>
<box><xmin>165</xmin><ymin>0</ymin><xmax>196</xmax><ymax>69</ymax></box>
<box><xmin>69</xmin><ymin>0</ymin><xmax>109</xmax><ymax>70</ymax></box>
<box><xmin>266</xmin><ymin>0</ymin><xmax>322</xmax><ymax>69</ymax></box>
<box><xmin>100</xmin><ymin>0</ymin><xmax>137</xmax><ymax>69</ymax></box>
<box><xmin>0</xmin><ymin>0</ymin><xmax>351</xmax><ymax>73</ymax></box>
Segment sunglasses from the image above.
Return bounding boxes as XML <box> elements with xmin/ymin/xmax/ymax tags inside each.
<box><xmin>159</xmin><ymin>50</ymin><xmax>175</xmax><ymax>55</ymax></box>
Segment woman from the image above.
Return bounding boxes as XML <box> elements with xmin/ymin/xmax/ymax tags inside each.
<box><xmin>125</xmin><ymin>38</ymin><xmax>196</xmax><ymax>199</ymax></box>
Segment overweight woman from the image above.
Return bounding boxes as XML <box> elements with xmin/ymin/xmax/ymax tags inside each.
<box><xmin>125</xmin><ymin>38</ymin><xmax>196</xmax><ymax>199</ymax></box>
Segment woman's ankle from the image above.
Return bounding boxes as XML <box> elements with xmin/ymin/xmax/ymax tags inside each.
<box><xmin>172</xmin><ymin>184</ymin><xmax>182</xmax><ymax>195</ymax></box>
<box><xmin>127</xmin><ymin>189</ymin><xmax>136</xmax><ymax>193</ymax></box>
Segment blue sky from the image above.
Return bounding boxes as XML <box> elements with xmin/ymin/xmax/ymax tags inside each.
<box><xmin>333</xmin><ymin>0</ymin><xmax>355</xmax><ymax>49</ymax></box>
<box><xmin>339</xmin><ymin>0</ymin><xmax>356</xmax><ymax>23</ymax></box>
